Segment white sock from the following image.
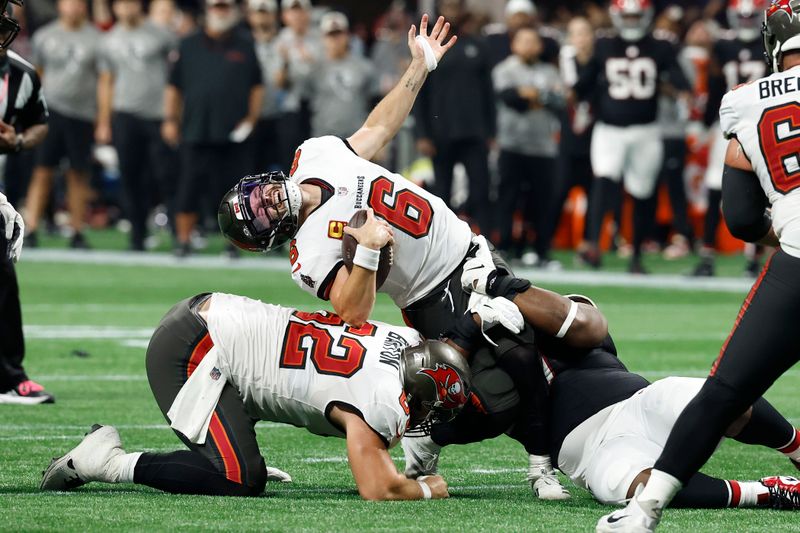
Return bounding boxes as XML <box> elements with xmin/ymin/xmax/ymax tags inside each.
<box><xmin>778</xmin><ymin>429</ymin><xmax>800</xmax><ymax>461</ymax></box>
<box><xmin>114</xmin><ymin>452</ymin><xmax>143</xmax><ymax>483</ymax></box>
<box><xmin>637</xmin><ymin>469</ymin><xmax>683</xmax><ymax>509</ymax></box>
<box><xmin>726</xmin><ymin>480</ymin><xmax>770</xmax><ymax>507</ymax></box>
<box><xmin>528</xmin><ymin>454</ymin><xmax>555</xmax><ymax>479</ymax></box>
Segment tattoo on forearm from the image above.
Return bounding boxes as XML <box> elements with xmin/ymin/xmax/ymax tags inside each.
<box><xmin>404</xmin><ymin>76</ymin><xmax>420</xmax><ymax>93</ymax></box>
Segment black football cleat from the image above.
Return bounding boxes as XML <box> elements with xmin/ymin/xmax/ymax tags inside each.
<box><xmin>744</xmin><ymin>259</ymin><xmax>762</xmax><ymax>279</ymax></box>
<box><xmin>690</xmin><ymin>258</ymin><xmax>715</xmax><ymax>277</ymax></box>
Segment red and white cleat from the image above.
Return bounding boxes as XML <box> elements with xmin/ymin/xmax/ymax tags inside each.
<box><xmin>761</xmin><ymin>476</ymin><xmax>800</xmax><ymax>510</ymax></box>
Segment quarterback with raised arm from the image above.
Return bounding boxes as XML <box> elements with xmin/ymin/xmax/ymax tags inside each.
<box><xmin>218</xmin><ymin>13</ymin><xmax>608</xmax><ymax>499</ymax></box>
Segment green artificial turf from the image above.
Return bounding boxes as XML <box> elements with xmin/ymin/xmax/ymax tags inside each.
<box><xmin>0</xmin><ymin>259</ymin><xmax>797</xmax><ymax>532</ymax></box>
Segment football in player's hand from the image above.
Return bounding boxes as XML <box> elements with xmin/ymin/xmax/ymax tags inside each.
<box><xmin>342</xmin><ymin>209</ymin><xmax>393</xmax><ymax>289</ymax></box>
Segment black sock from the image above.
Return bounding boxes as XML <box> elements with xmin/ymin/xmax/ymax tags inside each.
<box><xmin>133</xmin><ymin>451</ymin><xmax>263</xmax><ymax>496</ymax></box>
<box><xmin>703</xmin><ymin>189</ymin><xmax>722</xmax><ymax>248</ymax></box>
<box><xmin>670</xmin><ymin>472</ymin><xmax>730</xmax><ymax>509</ymax></box>
<box><xmin>586</xmin><ymin>177</ymin><xmax>620</xmax><ymax>244</ymax></box>
<box><xmin>733</xmin><ymin>397</ymin><xmax>797</xmax><ymax>449</ymax></box>
<box><xmin>632</xmin><ymin>195</ymin><xmax>656</xmax><ymax>260</ymax></box>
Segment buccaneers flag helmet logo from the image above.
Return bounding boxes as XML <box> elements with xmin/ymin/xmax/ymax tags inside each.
<box><xmin>417</xmin><ymin>363</ymin><xmax>468</xmax><ymax>410</ymax></box>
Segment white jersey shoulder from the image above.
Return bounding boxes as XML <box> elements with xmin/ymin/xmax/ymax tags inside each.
<box><xmin>206</xmin><ymin>293</ymin><xmax>417</xmax><ymax>447</ymax></box>
<box><xmin>720</xmin><ymin>68</ymin><xmax>800</xmax><ymax>258</ymax></box>
<box><xmin>287</xmin><ymin>136</ymin><xmax>472</xmax><ymax>308</ymax></box>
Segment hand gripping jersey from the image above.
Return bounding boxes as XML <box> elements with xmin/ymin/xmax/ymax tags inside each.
<box><xmin>287</xmin><ymin>136</ymin><xmax>472</xmax><ymax>308</ymax></box>
<box><xmin>720</xmin><ymin>66</ymin><xmax>800</xmax><ymax>258</ymax></box>
<box><xmin>206</xmin><ymin>293</ymin><xmax>418</xmax><ymax>447</ymax></box>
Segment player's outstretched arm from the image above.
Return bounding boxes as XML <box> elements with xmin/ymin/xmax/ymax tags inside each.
<box><xmin>346</xmin><ymin>14</ymin><xmax>457</xmax><ymax>161</ymax></box>
<box><xmin>330</xmin><ymin>405</ymin><xmax>449</xmax><ymax>501</ymax></box>
<box><xmin>513</xmin><ymin>287</ymin><xmax>608</xmax><ymax>348</ymax></box>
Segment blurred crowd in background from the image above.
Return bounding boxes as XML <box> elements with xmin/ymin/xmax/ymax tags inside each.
<box><xmin>0</xmin><ymin>0</ymin><xmax>769</xmax><ymax>275</ymax></box>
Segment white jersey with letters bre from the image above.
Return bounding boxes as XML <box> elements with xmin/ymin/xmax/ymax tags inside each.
<box><xmin>206</xmin><ymin>293</ymin><xmax>418</xmax><ymax>447</ymax></box>
<box><xmin>288</xmin><ymin>136</ymin><xmax>472</xmax><ymax>308</ymax></box>
<box><xmin>720</xmin><ymin>67</ymin><xmax>800</xmax><ymax>258</ymax></box>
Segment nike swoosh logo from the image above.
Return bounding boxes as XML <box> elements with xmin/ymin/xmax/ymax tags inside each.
<box><xmin>606</xmin><ymin>514</ymin><xmax>628</xmax><ymax>524</ymax></box>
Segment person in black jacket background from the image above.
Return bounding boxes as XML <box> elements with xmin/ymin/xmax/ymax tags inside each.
<box><xmin>414</xmin><ymin>0</ymin><xmax>495</xmax><ymax>233</ymax></box>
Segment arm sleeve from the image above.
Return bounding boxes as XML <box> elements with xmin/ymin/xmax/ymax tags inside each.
<box><xmin>167</xmin><ymin>40</ymin><xmax>184</xmax><ymax>90</ymax></box>
<box><xmin>246</xmin><ymin>43</ymin><xmax>263</xmax><ymax>87</ymax></box>
<box><xmin>17</xmin><ymin>72</ymin><xmax>48</xmax><ymax>128</ymax></box>
<box><xmin>719</xmin><ymin>91</ymin><xmax>741</xmax><ymax>140</ymax></box>
<box><xmin>721</xmin><ymin>165</ymin><xmax>772</xmax><ymax>243</ymax></box>
<box><xmin>572</xmin><ymin>50</ymin><xmax>600</xmax><ymax>100</ymax></box>
<box><xmin>661</xmin><ymin>43</ymin><xmax>691</xmax><ymax>92</ymax></box>
<box><xmin>290</xmin><ymin>239</ymin><xmax>345</xmax><ymax>301</ymax></box>
<box><xmin>493</xmin><ymin>62</ymin><xmax>529</xmax><ymax>112</ymax></box>
<box><xmin>97</xmin><ymin>37</ymin><xmax>114</xmax><ymax>74</ymax></box>
<box><xmin>481</xmin><ymin>49</ymin><xmax>497</xmax><ymax>138</ymax></box>
<box><xmin>413</xmin><ymin>78</ymin><xmax>433</xmax><ymax>139</ymax></box>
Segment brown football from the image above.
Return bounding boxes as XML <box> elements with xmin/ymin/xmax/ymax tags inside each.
<box><xmin>342</xmin><ymin>209</ymin><xmax>393</xmax><ymax>289</ymax></box>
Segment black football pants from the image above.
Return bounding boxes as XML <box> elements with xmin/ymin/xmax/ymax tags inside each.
<box><xmin>137</xmin><ymin>295</ymin><xmax>267</xmax><ymax>496</ymax></box>
<box><xmin>112</xmin><ymin>113</ymin><xmax>178</xmax><ymax>248</ymax></box>
<box><xmin>0</xmin><ymin>230</ymin><xmax>27</xmax><ymax>392</ymax></box>
<box><xmin>655</xmin><ymin>249</ymin><xmax>800</xmax><ymax>483</ymax></box>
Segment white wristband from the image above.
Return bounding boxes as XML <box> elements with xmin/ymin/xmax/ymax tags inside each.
<box><xmin>353</xmin><ymin>244</ymin><xmax>380</xmax><ymax>272</ymax></box>
<box><xmin>555</xmin><ymin>300</ymin><xmax>578</xmax><ymax>339</ymax></box>
<box><xmin>415</xmin><ymin>35</ymin><xmax>438</xmax><ymax>72</ymax></box>
<box><xmin>417</xmin><ymin>479</ymin><xmax>432</xmax><ymax>500</ymax></box>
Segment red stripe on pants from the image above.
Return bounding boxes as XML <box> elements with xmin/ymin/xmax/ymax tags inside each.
<box><xmin>208</xmin><ymin>412</ymin><xmax>243</xmax><ymax>484</ymax></box>
<box><xmin>710</xmin><ymin>253</ymin><xmax>774</xmax><ymax>377</ymax></box>
<box><xmin>184</xmin><ymin>332</ymin><xmax>243</xmax><ymax>484</ymax></box>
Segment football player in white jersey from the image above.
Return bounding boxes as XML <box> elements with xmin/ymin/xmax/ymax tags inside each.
<box><xmin>218</xmin><ymin>13</ymin><xmax>609</xmax><ymax>499</ymax></box>
<box><xmin>598</xmin><ymin>2</ymin><xmax>800</xmax><ymax>531</ymax></box>
<box><xmin>40</xmin><ymin>292</ymin><xmax>473</xmax><ymax>500</ymax></box>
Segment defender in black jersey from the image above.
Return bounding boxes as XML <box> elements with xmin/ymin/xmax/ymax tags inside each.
<box><xmin>573</xmin><ymin>0</ymin><xmax>690</xmax><ymax>273</ymax></box>
<box><xmin>693</xmin><ymin>0</ymin><xmax>769</xmax><ymax>278</ymax></box>
<box><xmin>405</xmin><ymin>295</ymin><xmax>800</xmax><ymax>511</ymax></box>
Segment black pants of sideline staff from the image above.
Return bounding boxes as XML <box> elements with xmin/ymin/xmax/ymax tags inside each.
<box><xmin>112</xmin><ymin>113</ymin><xmax>179</xmax><ymax>250</ymax></box>
<box><xmin>496</xmin><ymin>150</ymin><xmax>556</xmax><ymax>260</ymax></box>
<box><xmin>431</xmin><ymin>138</ymin><xmax>491</xmax><ymax>233</ymax></box>
<box><xmin>0</xmin><ymin>231</ymin><xmax>27</xmax><ymax>393</ymax></box>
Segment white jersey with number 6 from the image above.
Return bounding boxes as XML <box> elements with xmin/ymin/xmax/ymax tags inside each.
<box><xmin>287</xmin><ymin>136</ymin><xmax>472</xmax><ymax>308</ymax></box>
<box><xmin>720</xmin><ymin>68</ymin><xmax>800</xmax><ymax>257</ymax></box>
<box><xmin>206</xmin><ymin>293</ymin><xmax>419</xmax><ymax>447</ymax></box>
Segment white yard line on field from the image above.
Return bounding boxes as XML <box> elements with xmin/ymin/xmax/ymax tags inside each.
<box><xmin>22</xmin><ymin>249</ymin><xmax>756</xmax><ymax>293</ymax></box>
<box><xmin>24</xmin><ymin>325</ymin><xmax>154</xmax><ymax>339</ymax></box>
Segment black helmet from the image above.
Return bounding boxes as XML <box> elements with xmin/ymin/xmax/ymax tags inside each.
<box><xmin>0</xmin><ymin>0</ymin><xmax>23</xmax><ymax>50</ymax></box>
<box><xmin>400</xmin><ymin>340</ymin><xmax>472</xmax><ymax>436</ymax></box>
<box><xmin>764</xmin><ymin>0</ymin><xmax>800</xmax><ymax>74</ymax></box>
<box><xmin>218</xmin><ymin>171</ymin><xmax>303</xmax><ymax>252</ymax></box>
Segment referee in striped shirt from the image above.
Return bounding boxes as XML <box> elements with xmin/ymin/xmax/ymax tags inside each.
<box><xmin>0</xmin><ymin>0</ymin><xmax>52</xmax><ymax>405</ymax></box>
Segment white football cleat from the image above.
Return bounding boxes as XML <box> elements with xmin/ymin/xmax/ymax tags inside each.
<box><xmin>527</xmin><ymin>455</ymin><xmax>570</xmax><ymax>501</ymax></box>
<box><xmin>40</xmin><ymin>424</ymin><xmax>126</xmax><ymax>491</ymax></box>
<box><xmin>596</xmin><ymin>485</ymin><xmax>662</xmax><ymax>533</ymax></box>
<box><xmin>402</xmin><ymin>435</ymin><xmax>441</xmax><ymax>479</ymax></box>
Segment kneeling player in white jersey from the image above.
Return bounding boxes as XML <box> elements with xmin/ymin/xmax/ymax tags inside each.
<box><xmin>218</xmin><ymin>12</ymin><xmax>608</xmax><ymax>499</ymax></box>
<box><xmin>598</xmin><ymin>2</ymin><xmax>800</xmax><ymax>531</ymax></box>
<box><xmin>39</xmin><ymin>293</ymin><xmax>473</xmax><ymax>500</ymax></box>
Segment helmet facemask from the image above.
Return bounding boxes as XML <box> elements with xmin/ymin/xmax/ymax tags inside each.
<box><xmin>0</xmin><ymin>0</ymin><xmax>22</xmax><ymax>50</ymax></box>
<box><xmin>236</xmin><ymin>172</ymin><xmax>302</xmax><ymax>251</ymax></box>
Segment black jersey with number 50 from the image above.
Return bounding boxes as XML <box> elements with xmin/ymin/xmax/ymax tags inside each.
<box><xmin>574</xmin><ymin>34</ymin><xmax>690</xmax><ymax>127</ymax></box>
